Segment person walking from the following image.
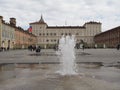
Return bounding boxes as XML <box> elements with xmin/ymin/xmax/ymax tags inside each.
<box><xmin>36</xmin><ymin>46</ymin><xmax>41</xmax><ymax>53</ymax></box>
<box><xmin>116</xmin><ymin>44</ymin><xmax>120</xmax><ymax>50</ymax></box>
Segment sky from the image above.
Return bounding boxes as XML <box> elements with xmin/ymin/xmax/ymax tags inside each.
<box><xmin>0</xmin><ymin>0</ymin><xmax>120</xmax><ymax>31</ymax></box>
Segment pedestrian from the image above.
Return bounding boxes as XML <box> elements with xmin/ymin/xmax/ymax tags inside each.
<box><xmin>82</xmin><ymin>44</ymin><xmax>85</xmax><ymax>51</ymax></box>
<box><xmin>95</xmin><ymin>44</ymin><xmax>97</xmax><ymax>49</ymax></box>
<box><xmin>116</xmin><ymin>44</ymin><xmax>120</xmax><ymax>50</ymax></box>
<box><xmin>7</xmin><ymin>46</ymin><xmax>10</xmax><ymax>50</ymax></box>
<box><xmin>28</xmin><ymin>45</ymin><xmax>33</xmax><ymax>51</ymax></box>
<box><xmin>33</xmin><ymin>45</ymin><xmax>36</xmax><ymax>51</ymax></box>
<box><xmin>36</xmin><ymin>46</ymin><xmax>41</xmax><ymax>53</ymax></box>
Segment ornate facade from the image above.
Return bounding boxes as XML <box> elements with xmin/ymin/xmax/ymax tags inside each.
<box><xmin>30</xmin><ymin>16</ymin><xmax>101</xmax><ymax>48</ymax></box>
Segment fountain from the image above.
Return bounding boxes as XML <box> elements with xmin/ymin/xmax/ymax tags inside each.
<box><xmin>57</xmin><ymin>35</ymin><xmax>77</xmax><ymax>75</ymax></box>
<box><xmin>0</xmin><ymin>38</ymin><xmax>120</xmax><ymax>90</ymax></box>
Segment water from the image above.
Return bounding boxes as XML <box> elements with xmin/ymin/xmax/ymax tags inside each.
<box><xmin>57</xmin><ymin>35</ymin><xmax>77</xmax><ymax>75</ymax></box>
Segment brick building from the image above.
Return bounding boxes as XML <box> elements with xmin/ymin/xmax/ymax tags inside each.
<box><xmin>15</xmin><ymin>27</ymin><xmax>37</xmax><ymax>49</ymax></box>
<box><xmin>94</xmin><ymin>26</ymin><xmax>120</xmax><ymax>48</ymax></box>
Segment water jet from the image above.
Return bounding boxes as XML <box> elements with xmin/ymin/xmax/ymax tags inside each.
<box><xmin>57</xmin><ymin>35</ymin><xmax>77</xmax><ymax>75</ymax></box>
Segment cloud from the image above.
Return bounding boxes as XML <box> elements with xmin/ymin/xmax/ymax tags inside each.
<box><xmin>0</xmin><ymin>0</ymin><xmax>120</xmax><ymax>31</ymax></box>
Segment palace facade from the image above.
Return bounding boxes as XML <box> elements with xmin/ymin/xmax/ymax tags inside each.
<box><xmin>30</xmin><ymin>16</ymin><xmax>101</xmax><ymax>48</ymax></box>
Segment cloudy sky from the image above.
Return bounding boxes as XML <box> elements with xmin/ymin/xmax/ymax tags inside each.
<box><xmin>0</xmin><ymin>0</ymin><xmax>120</xmax><ymax>31</ymax></box>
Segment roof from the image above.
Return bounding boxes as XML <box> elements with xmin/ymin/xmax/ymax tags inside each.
<box><xmin>30</xmin><ymin>15</ymin><xmax>47</xmax><ymax>24</ymax></box>
<box><xmin>47</xmin><ymin>26</ymin><xmax>85</xmax><ymax>29</ymax></box>
<box><xmin>85</xmin><ymin>21</ymin><xmax>101</xmax><ymax>24</ymax></box>
<box><xmin>2</xmin><ymin>20</ymin><xmax>16</xmax><ymax>28</ymax></box>
<box><xmin>95</xmin><ymin>26</ymin><xmax>120</xmax><ymax>37</ymax></box>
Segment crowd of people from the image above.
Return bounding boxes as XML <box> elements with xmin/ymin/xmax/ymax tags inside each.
<box><xmin>28</xmin><ymin>45</ymin><xmax>41</xmax><ymax>53</ymax></box>
<box><xmin>1</xmin><ymin>43</ymin><xmax>119</xmax><ymax>52</ymax></box>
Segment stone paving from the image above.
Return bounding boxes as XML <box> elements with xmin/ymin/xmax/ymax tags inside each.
<box><xmin>0</xmin><ymin>64</ymin><xmax>120</xmax><ymax>90</ymax></box>
<box><xmin>0</xmin><ymin>49</ymin><xmax>120</xmax><ymax>90</ymax></box>
<box><xmin>0</xmin><ymin>49</ymin><xmax>120</xmax><ymax>64</ymax></box>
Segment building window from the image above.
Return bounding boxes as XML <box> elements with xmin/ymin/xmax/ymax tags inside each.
<box><xmin>76</xmin><ymin>33</ymin><xmax>79</xmax><ymax>35</ymax></box>
<box><xmin>50</xmin><ymin>33</ymin><xmax>52</xmax><ymax>36</ymax></box>
<box><xmin>76</xmin><ymin>39</ymin><xmax>79</xmax><ymax>42</ymax></box>
<box><xmin>61</xmin><ymin>33</ymin><xmax>63</xmax><ymax>35</ymax></box>
<box><xmin>2</xmin><ymin>31</ymin><xmax>5</xmax><ymax>37</ymax></box>
<box><xmin>69</xmin><ymin>33</ymin><xmax>71</xmax><ymax>35</ymax></box>
<box><xmin>43</xmin><ymin>33</ymin><xmax>45</xmax><ymax>36</ymax></box>
<box><xmin>46</xmin><ymin>39</ymin><xmax>49</xmax><ymax>42</ymax></box>
<box><xmin>39</xmin><ymin>33</ymin><xmax>41</xmax><ymax>36</ymax></box>
<box><xmin>54</xmin><ymin>39</ymin><xmax>56</xmax><ymax>42</ymax></box>
<box><xmin>46</xmin><ymin>33</ymin><xmax>49</xmax><ymax>36</ymax></box>
<box><xmin>54</xmin><ymin>33</ymin><xmax>56</xmax><ymax>36</ymax></box>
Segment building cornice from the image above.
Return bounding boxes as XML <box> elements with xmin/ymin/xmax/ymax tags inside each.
<box><xmin>47</xmin><ymin>26</ymin><xmax>85</xmax><ymax>29</ymax></box>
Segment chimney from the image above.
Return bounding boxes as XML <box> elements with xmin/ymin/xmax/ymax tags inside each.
<box><xmin>10</xmin><ymin>17</ymin><xmax>16</xmax><ymax>26</ymax></box>
<box><xmin>0</xmin><ymin>16</ymin><xmax>3</xmax><ymax>20</ymax></box>
<box><xmin>0</xmin><ymin>16</ymin><xmax>3</xmax><ymax>22</ymax></box>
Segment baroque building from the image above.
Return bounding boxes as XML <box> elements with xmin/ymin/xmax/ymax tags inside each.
<box><xmin>30</xmin><ymin>16</ymin><xmax>101</xmax><ymax>48</ymax></box>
